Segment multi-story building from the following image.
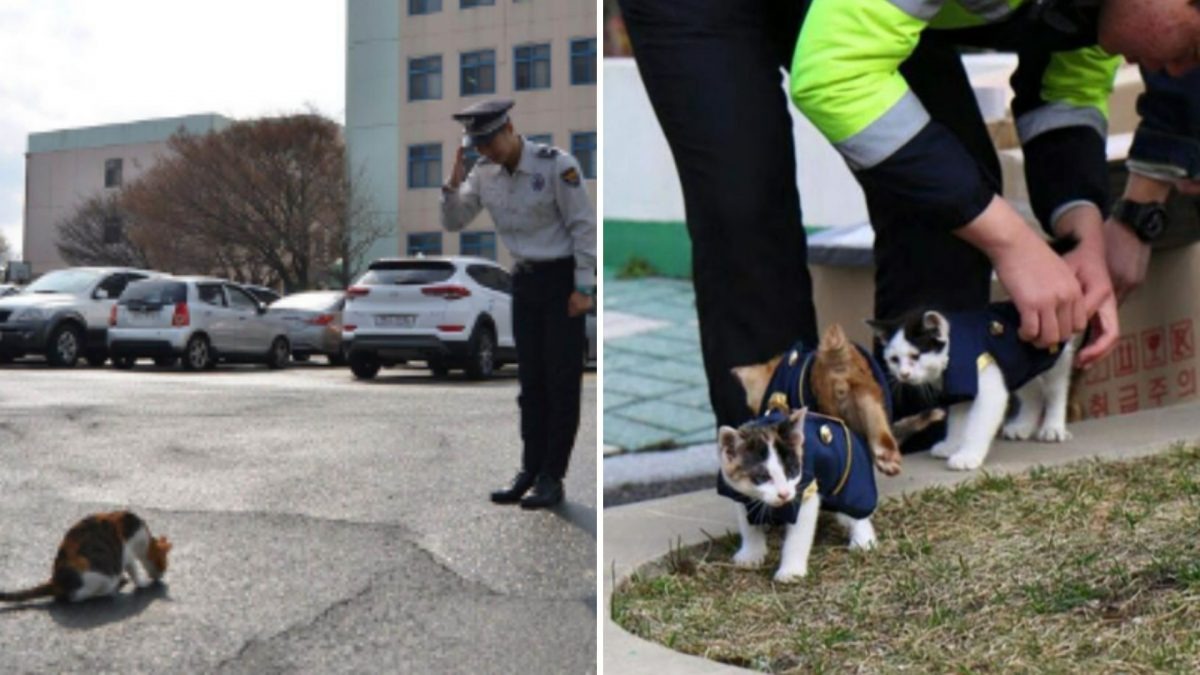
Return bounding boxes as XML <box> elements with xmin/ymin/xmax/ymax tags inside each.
<box><xmin>22</xmin><ymin>114</ymin><xmax>232</xmax><ymax>275</ymax></box>
<box><xmin>346</xmin><ymin>0</ymin><xmax>597</xmax><ymax>266</ymax></box>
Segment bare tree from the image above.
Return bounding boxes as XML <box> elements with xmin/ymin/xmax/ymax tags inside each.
<box><xmin>55</xmin><ymin>193</ymin><xmax>153</xmax><ymax>267</ymax></box>
<box><xmin>0</xmin><ymin>231</ymin><xmax>10</xmax><ymax>261</ymax></box>
<box><xmin>122</xmin><ymin>113</ymin><xmax>385</xmax><ymax>292</ymax></box>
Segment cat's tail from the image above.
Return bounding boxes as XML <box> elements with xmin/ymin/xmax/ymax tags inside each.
<box><xmin>0</xmin><ymin>581</ymin><xmax>58</xmax><ymax>603</ymax></box>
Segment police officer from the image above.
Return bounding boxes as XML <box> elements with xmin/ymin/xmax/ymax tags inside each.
<box><xmin>440</xmin><ymin>99</ymin><xmax>596</xmax><ymax>509</ymax></box>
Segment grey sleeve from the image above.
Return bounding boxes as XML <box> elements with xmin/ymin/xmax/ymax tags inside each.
<box><xmin>554</xmin><ymin>154</ymin><xmax>597</xmax><ymax>288</ymax></box>
<box><xmin>439</xmin><ymin>168</ymin><xmax>484</xmax><ymax>232</ymax></box>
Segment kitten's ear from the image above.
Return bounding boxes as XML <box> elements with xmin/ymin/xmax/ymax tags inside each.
<box><xmin>922</xmin><ymin>311</ymin><xmax>949</xmax><ymax>341</ymax></box>
<box><xmin>787</xmin><ymin>407</ymin><xmax>807</xmax><ymax>446</ymax></box>
<box><xmin>731</xmin><ymin>356</ymin><xmax>781</xmax><ymax>414</ymax></box>
<box><xmin>820</xmin><ymin>323</ymin><xmax>848</xmax><ymax>350</ymax></box>
<box><xmin>717</xmin><ymin>426</ymin><xmax>740</xmax><ymax>463</ymax></box>
<box><xmin>864</xmin><ymin>318</ymin><xmax>893</xmax><ymax>340</ymax></box>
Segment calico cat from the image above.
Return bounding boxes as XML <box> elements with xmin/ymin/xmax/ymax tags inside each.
<box><xmin>718</xmin><ymin>408</ymin><xmax>877</xmax><ymax>582</ymax></box>
<box><xmin>0</xmin><ymin>511</ymin><xmax>171</xmax><ymax>604</ymax></box>
<box><xmin>869</xmin><ymin>304</ymin><xmax>1079</xmax><ymax>471</ymax></box>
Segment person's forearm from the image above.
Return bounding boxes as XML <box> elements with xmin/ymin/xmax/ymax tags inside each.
<box><xmin>1123</xmin><ymin>172</ymin><xmax>1173</xmax><ymax>203</ymax></box>
<box><xmin>954</xmin><ymin>196</ymin><xmax>1042</xmax><ymax>261</ymax></box>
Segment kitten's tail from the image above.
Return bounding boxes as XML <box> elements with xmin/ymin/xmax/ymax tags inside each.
<box><xmin>0</xmin><ymin>581</ymin><xmax>58</xmax><ymax>603</ymax></box>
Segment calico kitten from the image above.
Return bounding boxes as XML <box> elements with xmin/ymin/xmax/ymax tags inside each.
<box><xmin>0</xmin><ymin>511</ymin><xmax>171</xmax><ymax>604</ymax></box>
<box><xmin>718</xmin><ymin>408</ymin><xmax>876</xmax><ymax>582</ymax></box>
<box><xmin>810</xmin><ymin>323</ymin><xmax>903</xmax><ymax>476</ymax></box>
<box><xmin>870</xmin><ymin>308</ymin><xmax>1078</xmax><ymax>471</ymax></box>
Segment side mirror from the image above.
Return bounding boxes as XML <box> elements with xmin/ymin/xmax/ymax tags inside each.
<box><xmin>257</xmin><ymin>303</ymin><xmax>267</xmax><ymax>315</ymax></box>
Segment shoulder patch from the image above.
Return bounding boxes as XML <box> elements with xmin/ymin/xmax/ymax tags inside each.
<box><xmin>536</xmin><ymin>146</ymin><xmax>559</xmax><ymax>159</ymax></box>
<box><xmin>560</xmin><ymin>166</ymin><xmax>581</xmax><ymax>187</ymax></box>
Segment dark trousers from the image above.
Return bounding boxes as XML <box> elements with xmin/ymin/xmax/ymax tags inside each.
<box><xmin>621</xmin><ymin>0</ymin><xmax>818</xmax><ymax>428</ymax></box>
<box><xmin>512</xmin><ymin>258</ymin><xmax>585</xmax><ymax>480</ymax></box>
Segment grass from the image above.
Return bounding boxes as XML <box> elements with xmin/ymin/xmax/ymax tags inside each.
<box><xmin>613</xmin><ymin>445</ymin><xmax>1200</xmax><ymax>673</ymax></box>
<box><xmin>616</xmin><ymin>256</ymin><xmax>660</xmax><ymax>279</ymax></box>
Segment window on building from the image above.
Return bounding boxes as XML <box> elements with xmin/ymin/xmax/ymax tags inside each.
<box><xmin>460</xmin><ymin>232</ymin><xmax>496</xmax><ymax>260</ymax></box>
<box><xmin>408</xmin><ymin>143</ymin><xmax>443</xmax><ymax>189</ymax></box>
<box><xmin>526</xmin><ymin>134</ymin><xmax>552</xmax><ymax>146</ymax></box>
<box><xmin>461</xmin><ymin>0</ymin><xmax>494</xmax><ymax>7</ymax></box>
<box><xmin>514</xmin><ymin>43</ymin><xmax>551</xmax><ymax>91</ymax></box>
<box><xmin>408</xmin><ymin>55</ymin><xmax>442</xmax><ymax>101</ymax></box>
<box><xmin>571</xmin><ymin>132</ymin><xmax>596</xmax><ymax>179</ymax></box>
<box><xmin>409</xmin><ymin>0</ymin><xmax>441</xmax><ymax>14</ymax></box>
<box><xmin>570</xmin><ymin>38</ymin><xmax>596</xmax><ymax>85</ymax></box>
<box><xmin>103</xmin><ymin>216</ymin><xmax>123</xmax><ymax>245</ymax></box>
<box><xmin>104</xmin><ymin>158</ymin><xmax>123</xmax><ymax>188</ymax></box>
<box><xmin>408</xmin><ymin>232</ymin><xmax>443</xmax><ymax>256</ymax></box>
<box><xmin>460</xmin><ymin>49</ymin><xmax>496</xmax><ymax>96</ymax></box>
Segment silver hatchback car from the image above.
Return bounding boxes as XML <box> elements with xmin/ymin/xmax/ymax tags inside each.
<box><xmin>268</xmin><ymin>290</ymin><xmax>346</xmax><ymax>365</ymax></box>
<box><xmin>108</xmin><ymin>277</ymin><xmax>291</xmax><ymax>370</ymax></box>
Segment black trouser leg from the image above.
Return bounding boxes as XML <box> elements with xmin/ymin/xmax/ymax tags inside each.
<box><xmin>869</xmin><ymin>33</ymin><xmax>998</xmax><ymax>322</ymax></box>
<box><xmin>621</xmin><ymin>0</ymin><xmax>816</xmax><ymax>428</ymax></box>
<box><xmin>513</xmin><ymin>261</ymin><xmax>583</xmax><ymax>479</ymax></box>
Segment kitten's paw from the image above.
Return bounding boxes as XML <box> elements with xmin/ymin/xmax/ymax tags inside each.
<box><xmin>848</xmin><ymin>530</ymin><xmax>877</xmax><ymax>551</ymax></box>
<box><xmin>929</xmin><ymin>441</ymin><xmax>956</xmax><ymax>458</ymax></box>
<box><xmin>1035</xmin><ymin>426</ymin><xmax>1072</xmax><ymax>443</ymax></box>
<box><xmin>732</xmin><ymin>546</ymin><xmax>767</xmax><ymax>568</ymax></box>
<box><xmin>946</xmin><ymin>452</ymin><xmax>985</xmax><ymax>471</ymax></box>
<box><xmin>1000</xmin><ymin>422</ymin><xmax>1035</xmax><ymax>441</ymax></box>
<box><xmin>772</xmin><ymin>566</ymin><xmax>808</xmax><ymax>583</ymax></box>
<box><xmin>874</xmin><ymin>452</ymin><xmax>902</xmax><ymax>476</ymax></box>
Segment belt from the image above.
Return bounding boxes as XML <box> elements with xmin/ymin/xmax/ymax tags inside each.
<box><xmin>513</xmin><ymin>256</ymin><xmax>573</xmax><ymax>274</ymax></box>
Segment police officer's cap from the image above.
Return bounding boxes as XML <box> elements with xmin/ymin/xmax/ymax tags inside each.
<box><xmin>452</xmin><ymin>98</ymin><xmax>515</xmax><ymax>148</ymax></box>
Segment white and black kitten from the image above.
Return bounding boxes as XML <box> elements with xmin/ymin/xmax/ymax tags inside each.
<box><xmin>869</xmin><ymin>305</ymin><xmax>1079</xmax><ymax>471</ymax></box>
<box><xmin>718</xmin><ymin>408</ymin><xmax>876</xmax><ymax>582</ymax></box>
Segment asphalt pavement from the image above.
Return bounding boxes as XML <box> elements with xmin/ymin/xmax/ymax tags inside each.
<box><xmin>0</xmin><ymin>361</ymin><xmax>596</xmax><ymax>673</ymax></box>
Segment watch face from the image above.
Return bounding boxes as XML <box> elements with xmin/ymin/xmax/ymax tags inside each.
<box><xmin>1142</xmin><ymin>209</ymin><xmax>1167</xmax><ymax>240</ymax></box>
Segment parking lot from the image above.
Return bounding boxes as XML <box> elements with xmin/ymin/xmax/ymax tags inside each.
<box><xmin>0</xmin><ymin>361</ymin><xmax>596</xmax><ymax>673</ymax></box>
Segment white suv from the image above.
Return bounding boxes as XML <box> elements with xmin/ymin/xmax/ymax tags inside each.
<box><xmin>107</xmin><ymin>276</ymin><xmax>291</xmax><ymax>370</ymax></box>
<box><xmin>0</xmin><ymin>267</ymin><xmax>160</xmax><ymax>367</ymax></box>
<box><xmin>342</xmin><ymin>257</ymin><xmax>516</xmax><ymax>380</ymax></box>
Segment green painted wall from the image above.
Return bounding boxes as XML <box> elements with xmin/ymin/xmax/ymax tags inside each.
<box><xmin>603</xmin><ymin>218</ymin><xmax>692</xmax><ymax>279</ymax></box>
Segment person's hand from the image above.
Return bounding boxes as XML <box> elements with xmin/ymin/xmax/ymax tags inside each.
<box><xmin>1103</xmin><ymin>214</ymin><xmax>1152</xmax><ymax>303</ymax></box>
<box><xmin>1056</xmin><ymin>206</ymin><xmax>1118</xmax><ymax>367</ymax></box>
<box><xmin>957</xmin><ymin>197</ymin><xmax>1085</xmax><ymax>348</ymax></box>
<box><xmin>447</xmin><ymin>146</ymin><xmax>467</xmax><ymax>189</ymax></box>
<box><xmin>1174</xmin><ymin>177</ymin><xmax>1200</xmax><ymax>195</ymax></box>
<box><xmin>567</xmin><ymin>291</ymin><xmax>594</xmax><ymax>317</ymax></box>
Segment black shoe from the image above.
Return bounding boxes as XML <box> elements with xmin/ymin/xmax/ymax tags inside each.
<box><xmin>490</xmin><ymin>471</ymin><xmax>536</xmax><ymax>504</ymax></box>
<box><xmin>520</xmin><ymin>474</ymin><xmax>564</xmax><ymax>510</ymax></box>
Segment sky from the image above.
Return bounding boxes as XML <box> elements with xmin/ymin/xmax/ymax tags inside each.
<box><xmin>0</xmin><ymin>0</ymin><xmax>346</xmax><ymax>260</ymax></box>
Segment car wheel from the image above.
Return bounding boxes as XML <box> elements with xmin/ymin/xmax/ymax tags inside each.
<box><xmin>112</xmin><ymin>356</ymin><xmax>136</xmax><ymax>370</ymax></box>
<box><xmin>293</xmin><ymin>353</ymin><xmax>310</xmax><ymax>363</ymax></box>
<box><xmin>46</xmin><ymin>323</ymin><xmax>82</xmax><ymax>368</ymax></box>
<box><xmin>154</xmin><ymin>356</ymin><xmax>179</xmax><ymax>368</ymax></box>
<box><xmin>266</xmin><ymin>337</ymin><xmax>290</xmax><ymax>369</ymax></box>
<box><xmin>465</xmin><ymin>324</ymin><xmax>496</xmax><ymax>380</ymax></box>
<box><xmin>183</xmin><ymin>335</ymin><xmax>213</xmax><ymax>371</ymax></box>
<box><xmin>349</xmin><ymin>351</ymin><xmax>381</xmax><ymax>380</ymax></box>
<box><xmin>429</xmin><ymin>357</ymin><xmax>449</xmax><ymax>377</ymax></box>
<box><xmin>85</xmin><ymin>352</ymin><xmax>108</xmax><ymax>368</ymax></box>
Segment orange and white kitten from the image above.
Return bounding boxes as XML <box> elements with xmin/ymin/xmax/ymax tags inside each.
<box><xmin>0</xmin><ymin>511</ymin><xmax>171</xmax><ymax>604</ymax></box>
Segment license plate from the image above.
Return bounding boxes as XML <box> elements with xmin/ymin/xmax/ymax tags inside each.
<box><xmin>375</xmin><ymin>314</ymin><xmax>415</xmax><ymax>328</ymax></box>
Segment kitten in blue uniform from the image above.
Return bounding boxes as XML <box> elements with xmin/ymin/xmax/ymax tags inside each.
<box><xmin>718</xmin><ymin>408</ymin><xmax>877</xmax><ymax>583</ymax></box>
<box><xmin>870</xmin><ymin>306</ymin><xmax>1080</xmax><ymax>471</ymax></box>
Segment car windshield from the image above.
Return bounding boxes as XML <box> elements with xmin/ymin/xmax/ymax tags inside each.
<box><xmin>119</xmin><ymin>280</ymin><xmax>187</xmax><ymax>305</ymax></box>
<box><xmin>358</xmin><ymin>261</ymin><xmax>454</xmax><ymax>286</ymax></box>
<box><xmin>270</xmin><ymin>291</ymin><xmax>343</xmax><ymax>311</ymax></box>
<box><xmin>25</xmin><ymin>269</ymin><xmax>103</xmax><ymax>294</ymax></box>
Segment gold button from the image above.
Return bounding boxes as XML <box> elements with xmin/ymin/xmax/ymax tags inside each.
<box><xmin>990</xmin><ymin>320</ymin><xmax>1005</xmax><ymax>336</ymax></box>
<box><xmin>768</xmin><ymin>392</ymin><xmax>788</xmax><ymax>413</ymax></box>
<box><xmin>788</xmin><ymin>350</ymin><xmax>799</xmax><ymax>366</ymax></box>
<box><xmin>819</xmin><ymin>424</ymin><xmax>833</xmax><ymax>444</ymax></box>
<box><xmin>1048</xmin><ymin>344</ymin><xmax>1059</xmax><ymax>355</ymax></box>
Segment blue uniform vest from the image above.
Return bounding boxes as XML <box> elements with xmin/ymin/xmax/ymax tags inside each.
<box><xmin>717</xmin><ymin>340</ymin><xmax>885</xmax><ymax>525</ymax></box>
<box><xmin>941</xmin><ymin>303</ymin><xmax>1065</xmax><ymax>404</ymax></box>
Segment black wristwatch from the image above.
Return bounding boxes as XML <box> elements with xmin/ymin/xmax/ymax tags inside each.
<box><xmin>1112</xmin><ymin>198</ymin><xmax>1168</xmax><ymax>243</ymax></box>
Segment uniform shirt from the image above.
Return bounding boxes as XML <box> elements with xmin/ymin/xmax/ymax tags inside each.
<box><xmin>716</xmin><ymin>410</ymin><xmax>879</xmax><ymax>525</ymax></box>
<box><xmin>440</xmin><ymin>138</ymin><xmax>597</xmax><ymax>288</ymax></box>
<box><xmin>941</xmin><ymin>302</ymin><xmax>1065</xmax><ymax>404</ymax></box>
<box><xmin>758</xmin><ymin>340</ymin><xmax>894</xmax><ymax>422</ymax></box>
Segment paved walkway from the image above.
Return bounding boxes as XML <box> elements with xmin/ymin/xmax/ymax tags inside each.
<box><xmin>603</xmin><ymin>268</ymin><xmax>713</xmax><ymax>455</ymax></box>
<box><xmin>604</xmin><ymin>400</ymin><xmax>1200</xmax><ymax>674</ymax></box>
